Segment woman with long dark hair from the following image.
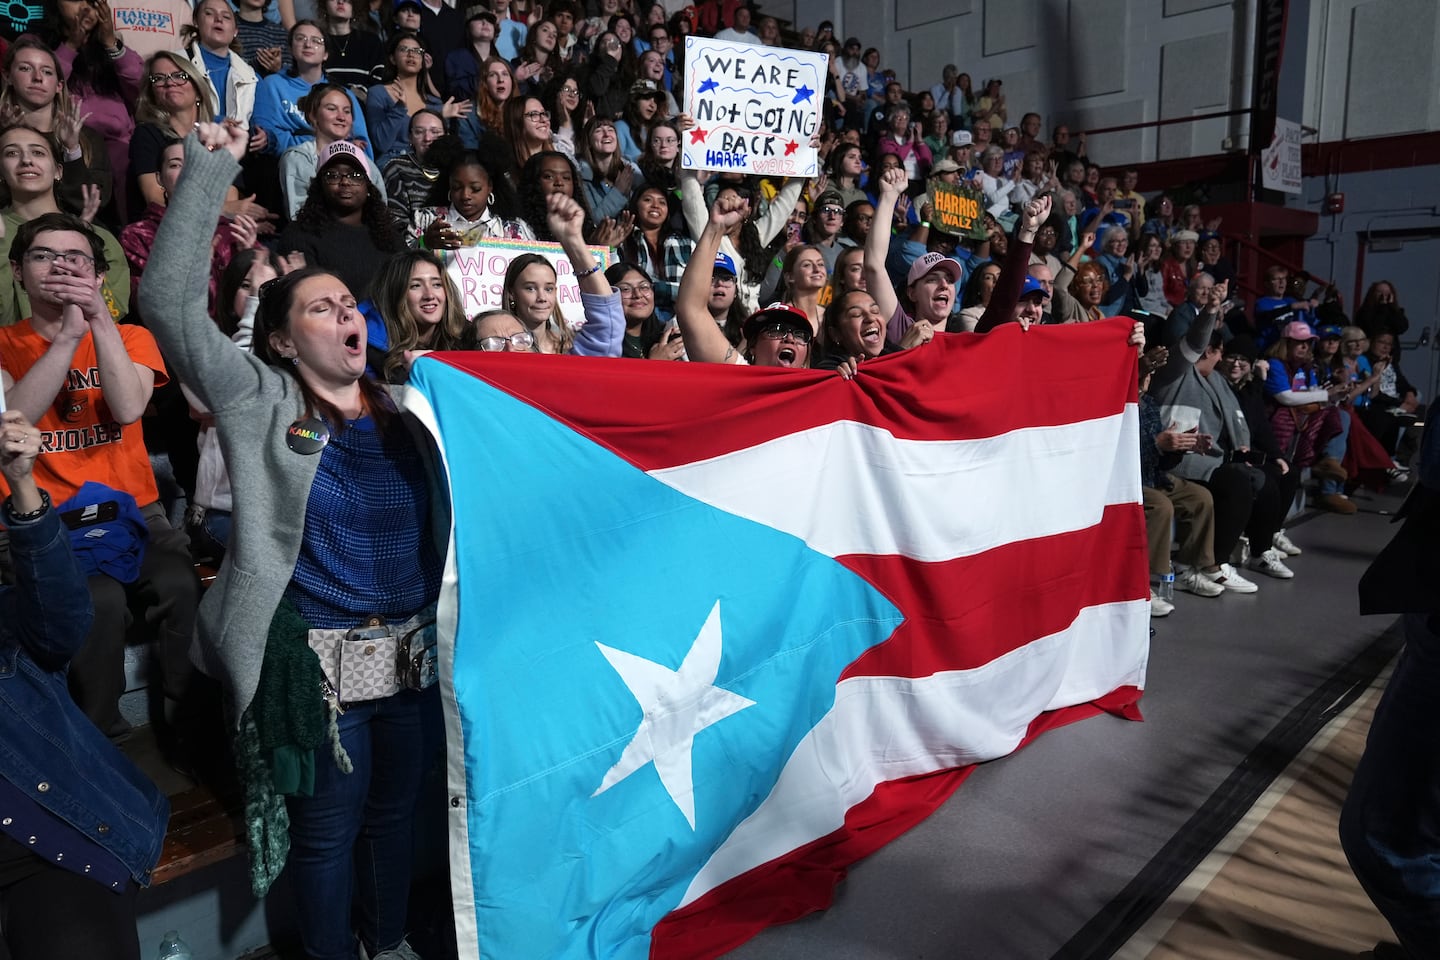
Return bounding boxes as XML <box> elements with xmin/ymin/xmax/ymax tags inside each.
<box><xmin>576</xmin><ymin>115</ymin><xmax>639</xmax><ymax>223</ymax></box>
<box><xmin>277</xmin><ymin>140</ymin><xmax>407</xmax><ymax>298</ymax></box>
<box><xmin>636</xmin><ymin>119</ymin><xmax>680</xmax><ymax>195</ymax></box>
<box><xmin>365</xmin><ymin>30</ymin><xmax>470</xmax><ymax>163</ymax></box>
<box><xmin>542</xmin><ymin>71</ymin><xmax>586</xmax><ymax>158</ymax></box>
<box><xmin>141</xmin><ymin>122</ymin><xmax>448</xmax><ymax>960</ymax></box>
<box><xmin>618</xmin><ymin>184</ymin><xmax>688</xmax><ymax>318</ymax></box>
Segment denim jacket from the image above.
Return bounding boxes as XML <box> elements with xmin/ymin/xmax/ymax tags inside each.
<box><xmin>0</xmin><ymin>505</ymin><xmax>169</xmax><ymax>885</ymax></box>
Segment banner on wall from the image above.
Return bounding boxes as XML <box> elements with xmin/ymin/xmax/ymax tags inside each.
<box><xmin>439</xmin><ymin>239</ymin><xmax>614</xmax><ymax>328</ymax></box>
<box><xmin>681</xmin><ymin>37</ymin><xmax>825</xmax><ymax>177</ymax></box>
<box><xmin>1249</xmin><ymin>0</ymin><xmax>1291</xmax><ymax>151</ymax></box>
<box><xmin>1260</xmin><ymin>117</ymin><xmax>1302</xmax><ymax>194</ymax></box>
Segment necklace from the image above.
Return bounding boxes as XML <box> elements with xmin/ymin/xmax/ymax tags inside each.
<box><xmin>331</xmin><ymin>31</ymin><xmax>351</xmax><ymax>58</ymax></box>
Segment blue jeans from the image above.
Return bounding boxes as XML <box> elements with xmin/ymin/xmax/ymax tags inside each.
<box><xmin>1321</xmin><ymin>408</ymin><xmax>1352</xmax><ymax>495</ymax></box>
<box><xmin>285</xmin><ymin>687</ymin><xmax>438</xmax><ymax>960</ymax></box>
<box><xmin>1339</xmin><ymin>613</ymin><xmax>1440</xmax><ymax>957</ymax></box>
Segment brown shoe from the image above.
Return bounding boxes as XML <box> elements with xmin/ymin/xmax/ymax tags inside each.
<box><xmin>1313</xmin><ymin>457</ymin><xmax>1348</xmax><ymax>483</ymax></box>
<box><xmin>1318</xmin><ymin>493</ymin><xmax>1358</xmax><ymax>514</ymax></box>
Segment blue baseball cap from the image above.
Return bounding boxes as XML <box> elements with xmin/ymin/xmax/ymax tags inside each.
<box><xmin>713</xmin><ymin>252</ymin><xmax>737</xmax><ymax>277</ymax></box>
<box><xmin>1020</xmin><ymin>275</ymin><xmax>1048</xmax><ymax>299</ymax></box>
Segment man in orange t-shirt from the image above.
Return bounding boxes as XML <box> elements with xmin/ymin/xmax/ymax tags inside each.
<box><xmin>0</xmin><ymin>213</ymin><xmax>197</xmax><ymax>739</ymax></box>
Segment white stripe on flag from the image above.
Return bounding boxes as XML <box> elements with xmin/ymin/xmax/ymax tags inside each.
<box><xmin>648</xmin><ymin>407</ymin><xmax>1141</xmax><ymax>562</ymax></box>
<box><xmin>679</xmin><ymin>598</ymin><xmax>1150</xmax><ymax>906</ymax></box>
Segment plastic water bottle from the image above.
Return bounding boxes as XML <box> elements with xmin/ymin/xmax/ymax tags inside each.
<box><xmin>157</xmin><ymin>931</ymin><xmax>192</xmax><ymax>960</ymax></box>
<box><xmin>1158</xmin><ymin>568</ymin><xmax>1175</xmax><ymax>602</ymax></box>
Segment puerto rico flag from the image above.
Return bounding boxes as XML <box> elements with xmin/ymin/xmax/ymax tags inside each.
<box><xmin>402</xmin><ymin>317</ymin><xmax>1150</xmax><ymax>960</ymax></box>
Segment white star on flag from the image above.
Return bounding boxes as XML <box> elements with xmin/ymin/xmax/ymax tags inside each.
<box><xmin>591</xmin><ymin>601</ymin><xmax>756</xmax><ymax>829</ymax></box>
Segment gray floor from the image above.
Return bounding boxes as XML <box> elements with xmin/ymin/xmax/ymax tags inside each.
<box><xmin>726</xmin><ymin>490</ymin><xmax>1405</xmax><ymax>960</ymax></box>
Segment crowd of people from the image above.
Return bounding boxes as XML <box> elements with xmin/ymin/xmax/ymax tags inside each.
<box><xmin>0</xmin><ymin>0</ymin><xmax>1427</xmax><ymax>958</ymax></box>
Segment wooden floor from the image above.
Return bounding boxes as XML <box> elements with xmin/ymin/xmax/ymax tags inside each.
<box><xmin>1119</xmin><ymin>675</ymin><xmax>1400</xmax><ymax>960</ymax></box>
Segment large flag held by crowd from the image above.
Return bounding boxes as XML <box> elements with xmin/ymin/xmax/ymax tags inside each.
<box><xmin>403</xmin><ymin>317</ymin><xmax>1151</xmax><ymax>960</ymax></box>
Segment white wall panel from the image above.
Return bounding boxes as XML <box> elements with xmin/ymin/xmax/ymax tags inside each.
<box><xmin>983</xmin><ymin>0</ymin><xmax>1036</xmax><ymax>55</ymax></box>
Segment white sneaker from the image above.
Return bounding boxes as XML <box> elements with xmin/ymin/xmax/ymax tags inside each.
<box><xmin>1150</xmin><ymin>590</ymin><xmax>1174</xmax><ymax>617</ymax></box>
<box><xmin>1175</xmin><ymin>567</ymin><xmax>1225</xmax><ymax>598</ymax></box>
<box><xmin>1202</xmin><ymin>562</ymin><xmax>1259</xmax><ymax>594</ymax></box>
<box><xmin>1272</xmin><ymin>529</ymin><xmax>1302</xmax><ymax>556</ymax></box>
<box><xmin>1248</xmin><ymin>548</ymin><xmax>1295</xmax><ymax>580</ymax></box>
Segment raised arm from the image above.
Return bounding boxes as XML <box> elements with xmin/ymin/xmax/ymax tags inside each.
<box><xmin>975</xmin><ymin>193</ymin><xmax>1048</xmax><ymax>333</ymax></box>
<box><xmin>137</xmin><ymin>125</ymin><xmax>274</xmax><ymax>415</ymax></box>
<box><xmin>863</xmin><ymin>165</ymin><xmax>908</xmax><ymax>324</ymax></box>
<box><xmin>676</xmin><ymin>194</ymin><xmax>746</xmax><ymax>364</ymax></box>
<box><xmin>549</xmin><ymin>191</ymin><xmax>622</xmax><ymax>357</ymax></box>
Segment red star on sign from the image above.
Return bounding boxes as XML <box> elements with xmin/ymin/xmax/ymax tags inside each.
<box><xmin>690</xmin><ymin>128</ymin><xmax>708</xmax><ymax>144</ymax></box>
<box><xmin>784</xmin><ymin>140</ymin><xmax>799</xmax><ymax>156</ymax></box>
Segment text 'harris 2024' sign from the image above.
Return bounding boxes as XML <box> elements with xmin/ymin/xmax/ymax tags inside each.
<box><xmin>681</xmin><ymin>37</ymin><xmax>825</xmax><ymax>177</ymax></box>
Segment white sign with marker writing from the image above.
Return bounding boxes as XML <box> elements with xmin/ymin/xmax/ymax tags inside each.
<box><xmin>681</xmin><ymin>37</ymin><xmax>825</xmax><ymax>177</ymax></box>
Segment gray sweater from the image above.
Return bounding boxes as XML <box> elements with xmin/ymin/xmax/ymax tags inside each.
<box><xmin>1149</xmin><ymin>305</ymin><xmax>1251</xmax><ymax>482</ymax></box>
<box><xmin>138</xmin><ymin>137</ymin><xmax>450</xmax><ymax>724</ymax></box>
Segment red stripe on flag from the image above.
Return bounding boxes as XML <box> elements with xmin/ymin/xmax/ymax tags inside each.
<box><xmin>838</xmin><ymin>503</ymin><xmax>1149</xmax><ymax>680</ymax></box>
<box><xmin>429</xmin><ymin>319</ymin><xmax>1139</xmax><ymax>472</ymax></box>
<box><xmin>649</xmin><ymin>685</ymin><xmax>1144</xmax><ymax>960</ymax></box>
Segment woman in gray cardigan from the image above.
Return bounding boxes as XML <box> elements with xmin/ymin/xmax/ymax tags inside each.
<box><xmin>139</xmin><ymin>122</ymin><xmax>448</xmax><ymax>960</ymax></box>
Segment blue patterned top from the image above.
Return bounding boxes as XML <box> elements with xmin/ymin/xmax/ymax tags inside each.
<box><xmin>286</xmin><ymin>415</ymin><xmax>442</xmax><ymax>629</ymax></box>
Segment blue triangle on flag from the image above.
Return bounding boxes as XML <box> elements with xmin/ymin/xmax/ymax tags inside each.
<box><xmin>410</xmin><ymin>359</ymin><xmax>904</xmax><ymax>959</ymax></box>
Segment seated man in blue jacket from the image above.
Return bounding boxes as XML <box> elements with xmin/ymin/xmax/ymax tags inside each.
<box><xmin>0</xmin><ymin>408</ymin><xmax>169</xmax><ymax>960</ymax></box>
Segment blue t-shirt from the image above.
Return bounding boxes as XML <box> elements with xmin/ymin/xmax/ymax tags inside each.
<box><xmin>1263</xmin><ymin>358</ymin><xmax>1315</xmax><ymax>398</ymax></box>
<box><xmin>201</xmin><ymin>47</ymin><xmax>231</xmax><ymax>122</ymax></box>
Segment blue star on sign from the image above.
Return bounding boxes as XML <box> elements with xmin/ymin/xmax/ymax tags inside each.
<box><xmin>699</xmin><ymin>78</ymin><xmax>719</xmax><ymax>94</ymax></box>
<box><xmin>792</xmin><ymin>84</ymin><xmax>814</xmax><ymax>104</ymax></box>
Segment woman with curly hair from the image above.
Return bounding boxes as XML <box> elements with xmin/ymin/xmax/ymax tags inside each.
<box><xmin>367</xmin><ymin>250</ymin><xmax>469</xmax><ymax>383</ymax></box>
<box><xmin>1068</xmin><ymin>260</ymin><xmax>1110</xmax><ymax>322</ymax></box>
<box><xmin>277</xmin><ymin>140</ymin><xmax>407</xmax><ymax>298</ymax></box>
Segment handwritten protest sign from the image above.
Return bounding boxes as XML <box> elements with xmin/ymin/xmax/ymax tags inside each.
<box><xmin>681</xmin><ymin>37</ymin><xmax>825</xmax><ymax>177</ymax></box>
<box><xmin>438</xmin><ymin>238</ymin><xmax>613</xmax><ymax>329</ymax></box>
<box><xmin>930</xmin><ymin>182</ymin><xmax>988</xmax><ymax>240</ymax></box>
<box><xmin>110</xmin><ymin>0</ymin><xmax>192</xmax><ymax>56</ymax></box>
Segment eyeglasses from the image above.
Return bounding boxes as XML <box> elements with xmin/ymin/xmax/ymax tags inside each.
<box><xmin>396</xmin><ymin>44</ymin><xmax>424</xmax><ymax>55</ymax></box>
<box><xmin>295</xmin><ymin>34</ymin><xmax>326</xmax><ymax>47</ymax></box>
<box><xmin>23</xmin><ymin>247</ymin><xmax>95</xmax><ymax>269</ymax></box>
<box><xmin>617</xmin><ymin>281</ymin><xmax>653</xmax><ymax>296</ymax></box>
<box><xmin>711</xmin><ymin>274</ymin><xmax>735</xmax><ymax>286</ymax></box>
<box><xmin>561</xmin><ymin>85</ymin><xmax>579</xmax><ymax>95</ymax></box>
<box><xmin>479</xmin><ymin>330</ymin><xmax>535</xmax><ymax>351</ymax></box>
<box><xmin>523</xmin><ymin>109</ymin><xmax>550</xmax><ymax>120</ymax></box>
<box><xmin>322</xmin><ymin>167</ymin><xmax>367</xmax><ymax>182</ymax></box>
<box><xmin>820</xmin><ymin>205</ymin><xmax>844</xmax><ymax>217</ymax></box>
<box><xmin>757</xmin><ymin>322</ymin><xmax>811</xmax><ymax>343</ymax></box>
<box><xmin>149</xmin><ymin>71</ymin><xmax>192</xmax><ymax>86</ymax></box>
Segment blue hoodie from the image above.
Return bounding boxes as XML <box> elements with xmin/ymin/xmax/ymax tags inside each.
<box><xmin>251</xmin><ymin>71</ymin><xmax>374</xmax><ymax>158</ymax></box>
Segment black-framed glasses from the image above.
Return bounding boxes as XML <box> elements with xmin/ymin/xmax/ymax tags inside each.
<box><xmin>23</xmin><ymin>248</ymin><xmax>95</xmax><ymax>269</ymax></box>
<box><xmin>479</xmin><ymin>330</ymin><xmax>535</xmax><ymax>352</ymax></box>
<box><xmin>149</xmin><ymin>71</ymin><xmax>191</xmax><ymax>86</ymax></box>
<box><xmin>323</xmin><ymin>167</ymin><xmax>367</xmax><ymax>182</ymax></box>
<box><xmin>757</xmin><ymin>322</ymin><xmax>811</xmax><ymax>344</ymax></box>
<box><xmin>523</xmin><ymin>109</ymin><xmax>550</xmax><ymax>120</ymax></box>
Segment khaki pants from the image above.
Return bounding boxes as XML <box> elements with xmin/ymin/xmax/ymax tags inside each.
<box><xmin>1142</xmin><ymin>476</ymin><xmax>1216</xmax><ymax>576</ymax></box>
